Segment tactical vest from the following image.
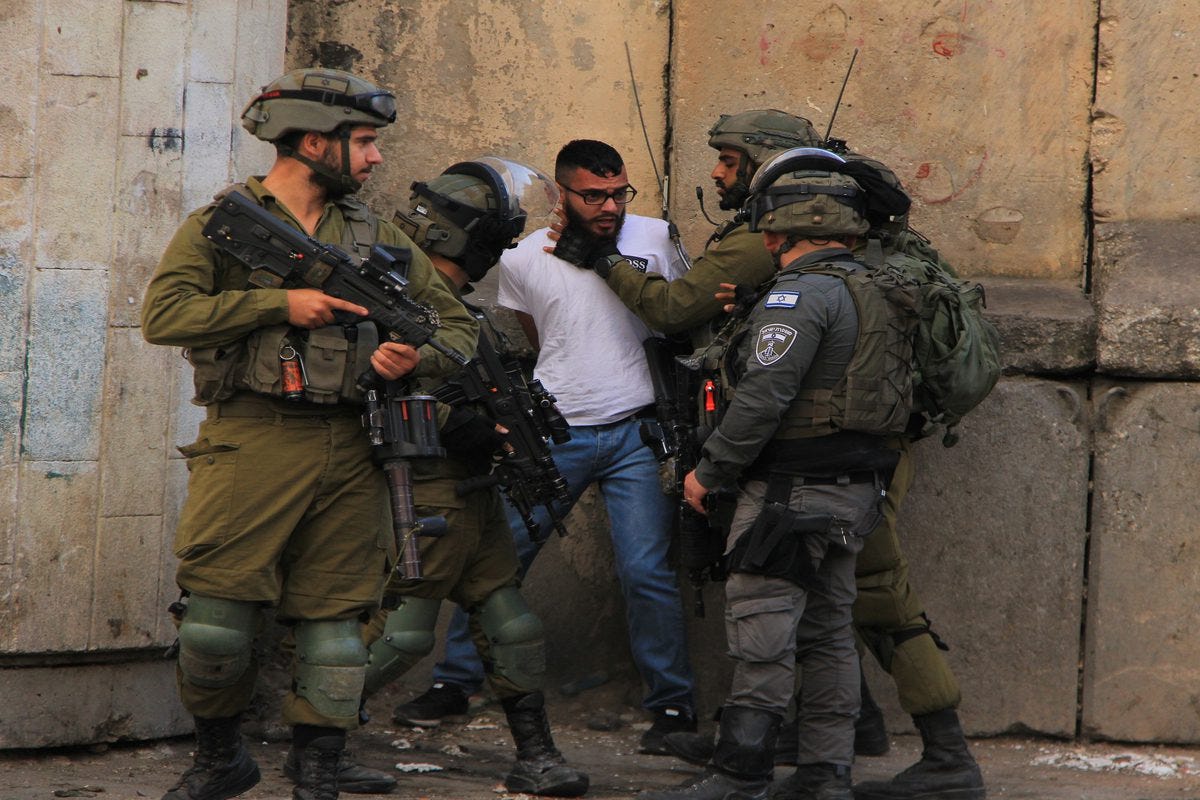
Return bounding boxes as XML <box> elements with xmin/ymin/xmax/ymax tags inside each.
<box><xmin>709</xmin><ymin>260</ymin><xmax>919</xmax><ymax>440</ymax></box>
<box><xmin>187</xmin><ymin>186</ymin><xmax>382</xmax><ymax>406</ymax></box>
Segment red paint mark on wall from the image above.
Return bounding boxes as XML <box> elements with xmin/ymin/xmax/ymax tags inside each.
<box><xmin>913</xmin><ymin>152</ymin><xmax>990</xmax><ymax>205</ymax></box>
<box><xmin>759</xmin><ymin>28</ymin><xmax>776</xmax><ymax>66</ymax></box>
<box><xmin>931</xmin><ymin>31</ymin><xmax>1006</xmax><ymax>59</ymax></box>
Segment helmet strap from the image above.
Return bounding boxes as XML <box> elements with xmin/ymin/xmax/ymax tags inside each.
<box><xmin>280</xmin><ymin>128</ymin><xmax>362</xmax><ymax>197</ymax></box>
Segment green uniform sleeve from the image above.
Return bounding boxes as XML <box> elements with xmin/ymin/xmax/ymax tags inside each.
<box><xmin>603</xmin><ymin>223</ymin><xmax>776</xmax><ymax>335</ymax></box>
<box><xmin>375</xmin><ymin>221</ymin><xmax>478</xmax><ymax>380</ymax></box>
<box><xmin>140</xmin><ymin>208</ymin><xmax>291</xmax><ymax>348</ymax></box>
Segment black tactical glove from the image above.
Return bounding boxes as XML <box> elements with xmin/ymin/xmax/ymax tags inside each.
<box><xmin>441</xmin><ymin>407</ymin><xmax>505</xmax><ymax>471</ymax></box>
<box><xmin>553</xmin><ymin>224</ymin><xmax>624</xmax><ymax>278</ymax></box>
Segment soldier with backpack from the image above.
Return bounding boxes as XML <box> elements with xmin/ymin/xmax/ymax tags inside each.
<box><xmin>591</xmin><ymin>111</ymin><xmax>991</xmax><ymax>800</ymax></box>
<box><xmin>641</xmin><ymin>149</ymin><xmax>911</xmax><ymax>800</ymax></box>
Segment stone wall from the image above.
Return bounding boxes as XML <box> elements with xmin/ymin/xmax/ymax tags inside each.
<box><xmin>4</xmin><ymin>0</ymin><xmax>1200</xmax><ymax>748</ymax></box>
<box><xmin>0</xmin><ymin>0</ymin><xmax>287</xmax><ymax>748</ymax></box>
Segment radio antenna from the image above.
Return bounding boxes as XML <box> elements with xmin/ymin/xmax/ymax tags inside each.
<box><xmin>823</xmin><ymin>48</ymin><xmax>859</xmax><ymax>146</ymax></box>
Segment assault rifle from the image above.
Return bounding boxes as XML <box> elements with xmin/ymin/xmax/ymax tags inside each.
<box><xmin>202</xmin><ymin>190</ymin><xmax>472</xmax><ymax>580</ymax></box>
<box><xmin>640</xmin><ymin>337</ymin><xmax>729</xmax><ymax>616</ymax></box>
<box><xmin>432</xmin><ymin>323</ymin><xmax>573</xmax><ymax>543</ymax></box>
<box><xmin>202</xmin><ymin>189</ymin><xmax>470</xmax><ymax>369</ymax></box>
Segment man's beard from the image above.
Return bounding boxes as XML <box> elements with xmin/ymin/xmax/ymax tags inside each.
<box><xmin>563</xmin><ymin>202</ymin><xmax>625</xmax><ymax>243</ymax></box>
<box><xmin>309</xmin><ymin>146</ymin><xmax>357</xmax><ymax>199</ymax></box>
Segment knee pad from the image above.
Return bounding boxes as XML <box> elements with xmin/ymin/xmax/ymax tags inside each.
<box><xmin>363</xmin><ymin>596</ymin><xmax>441</xmax><ymax>697</ymax></box>
<box><xmin>294</xmin><ymin>618</ymin><xmax>370</xmax><ymax>721</ymax></box>
<box><xmin>478</xmin><ymin>586</ymin><xmax>545</xmax><ymax>692</ymax></box>
<box><xmin>176</xmin><ymin>595</ymin><xmax>259</xmax><ymax>688</ymax></box>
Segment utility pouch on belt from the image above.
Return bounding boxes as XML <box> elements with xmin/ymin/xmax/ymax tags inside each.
<box><xmin>729</xmin><ymin>474</ymin><xmax>833</xmax><ymax>589</ymax></box>
<box><xmin>186</xmin><ymin>340</ymin><xmax>247</xmax><ymax>404</ymax></box>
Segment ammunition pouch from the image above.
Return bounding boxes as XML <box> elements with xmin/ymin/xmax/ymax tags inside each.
<box><xmin>188</xmin><ymin>322</ymin><xmax>379</xmax><ymax>406</ymax></box>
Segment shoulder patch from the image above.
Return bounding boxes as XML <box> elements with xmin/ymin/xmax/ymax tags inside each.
<box><xmin>755</xmin><ymin>323</ymin><xmax>798</xmax><ymax>366</ymax></box>
<box><xmin>765</xmin><ymin>290</ymin><xmax>800</xmax><ymax>308</ymax></box>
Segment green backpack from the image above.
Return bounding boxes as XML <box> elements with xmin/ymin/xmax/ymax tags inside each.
<box><xmin>883</xmin><ymin>244</ymin><xmax>1002</xmax><ymax>446</ymax></box>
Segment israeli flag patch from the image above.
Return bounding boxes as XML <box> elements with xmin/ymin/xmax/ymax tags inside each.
<box><xmin>765</xmin><ymin>290</ymin><xmax>801</xmax><ymax>308</ymax></box>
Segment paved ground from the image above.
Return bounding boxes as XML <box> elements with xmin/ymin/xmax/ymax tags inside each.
<box><xmin>3</xmin><ymin>691</ymin><xmax>1198</xmax><ymax>799</ymax></box>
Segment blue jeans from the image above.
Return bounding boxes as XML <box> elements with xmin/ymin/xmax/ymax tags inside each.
<box><xmin>432</xmin><ymin>417</ymin><xmax>695</xmax><ymax>713</ymax></box>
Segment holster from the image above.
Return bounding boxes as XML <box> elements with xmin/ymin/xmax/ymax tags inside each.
<box><xmin>728</xmin><ymin>473</ymin><xmax>833</xmax><ymax>589</ymax></box>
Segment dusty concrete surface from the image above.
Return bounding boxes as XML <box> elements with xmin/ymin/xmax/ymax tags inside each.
<box><xmin>2</xmin><ymin>682</ymin><xmax>1198</xmax><ymax>799</ymax></box>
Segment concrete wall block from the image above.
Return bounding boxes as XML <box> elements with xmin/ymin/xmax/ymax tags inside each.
<box><xmin>119</xmin><ymin>0</ymin><xmax>188</xmax><ymax>137</ymax></box>
<box><xmin>0</xmin><ymin>1</ymin><xmax>40</xmax><ymax>177</ymax></box>
<box><xmin>4</xmin><ymin>462</ymin><xmax>99</xmax><ymax>654</ymax></box>
<box><xmin>871</xmin><ymin>377</ymin><xmax>1090</xmax><ymax>736</ymax></box>
<box><xmin>181</xmin><ymin>81</ymin><xmax>234</xmax><ymax>215</ymax></box>
<box><xmin>0</xmin><ymin>371</ymin><xmax>21</xmax><ymax>565</ymax></box>
<box><xmin>112</xmin><ymin>136</ymin><xmax>184</xmax><ymax>326</ymax></box>
<box><xmin>35</xmin><ymin>75</ymin><xmax>119</xmax><ymax>268</ymax></box>
<box><xmin>982</xmin><ymin>277</ymin><xmax>1095</xmax><ymax>374</ymax></box>
<box><xmin>0</xmin><ymin>463</ymin><xmax>16</xmax><ymax>567</ymax></box>
<box><xmin>99</xmin><ymin>329</ymin><xmax>170</xmax><ymax>518</ymax></box>
<box><xmin>285</xmin><ymin>0</ymin><xmax>670</xmax><ymax>224</ymax></box>
<box><xmin>670</xmin><ymin>1</ymin><xmax>1094</xmax><ymax>280</ymax></box>
<box><xmin>1091</xmin><ymin>1</ymin><xmax>1200</xmax><ymax>223</ymax></box>
<box><xmin>90</xmin><ymin>515</ymin><xmax>173</xmax><ymax>650</ymax></box>
<box><xmin>0</xmin><ymin>179</ymin><xmax>32</xmax><ymax>374</ymax></box>
<box><xmin>1084</xmin><ymin>379</ymin><xmax>1200</xmax><ymax>743</ymax></box>
<box><xmin>1094</xmin><ymin>220</ymin><xmax>1200</xmax><ymax>378</ymax></box>
<box><xmin>42</xmin><ymin>0</ymin><xmax>123</xmax><ymax>78</ymax></box>
<box><xmin>0</xmin><ymin>659</ymin><xmax>190</xmax><ymax>748</ymax></box>
<box><xmin>230</xmin><ymin>0</ymin><xmax>287</xmax><ymax>181</ymax></box>
<box><xmin>24</xmin><ymin>269</ymin><xmax>107</xmax><ymax>461</ymax></box>
<box><xmin>190</xmin><ymin>0</ymin><xmax>239</xmax><ymax>83</ymax></box>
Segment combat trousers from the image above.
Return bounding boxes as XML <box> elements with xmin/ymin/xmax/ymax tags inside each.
<box><xmin>724</xmin><ymin>476</ymin><xmax>877</xmax><ymax>767</ymax></box>
<box><xmin>173</xmin><ymin>397</ymin><xmax>391</xmax><ymax>728</ymax></box>
<box><xmin>363</xmin><ymin>475</ymin><xmax>528</xmax><ymax>698</ymax></box>
<box><xmin>853</xmin><ymin>439</ymin><xmax>961</xmax><ymax>716</ymax></box>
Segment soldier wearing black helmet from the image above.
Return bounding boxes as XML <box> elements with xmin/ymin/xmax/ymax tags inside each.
<box><xmin>587</xmin><ymin>110</ymin><xmax>985</xmax><ymax>800</ymax></box>
<box><xmin>352</xmin><ymin>157</ymin><xmax>587</xmax><ymax>797</ymax></box>
<box><xmin>642</xmin><ymin>148</ymin><xmax>908</xmax><ymax>800</ymax></box>
<box><xmin>141</xmin><ymin>68</ymin><xmax>478</xmax><ymax>800</ymax></box>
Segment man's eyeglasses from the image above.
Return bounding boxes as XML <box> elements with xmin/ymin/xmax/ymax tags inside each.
<box><xmin>562</xmin><ymin>185</ymin><xmax>638</xmax><ymax>205</ymax></box>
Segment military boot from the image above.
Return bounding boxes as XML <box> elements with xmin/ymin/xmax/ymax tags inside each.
<box><xmin>293</xmin><ymin>735</ymin><xmax>344</xmax><ymax>800</ymax></box>
<box><xmin>855</xmin><ymin>676</ymin><xmax>890</xmax><ymax>757</ymax></box>
<box><xmin>770</xmin><ymin>762</ymin><xmax>852</xmax><ymax>800</ymax></box>
<box><xmin>284</xmin><ymin>743</ymin><xmax>396</xmax><ymax>794</ymax></box>
<box><xmin>639</xmin><ymin>705</ymin><xmax>780</xmax><ymax>800</ymax></box>
<box><xmin>502</xmin><ymin>691</ymin><xmax>589</xmax><ymax>797</ymax></box>
<box><xmin>162</xmin><ymin>715</ymin><xmax>260</xmax><ymax>800</ymax></box>
<box><xmin>851</xmin><ymin>709</ymin><xmax>984</xmax><ymax>800</ymax></box>
<box><xmin>663</xmin><ymin>716</ymin><xmax>799</xmax><ymax>767</ymax></box>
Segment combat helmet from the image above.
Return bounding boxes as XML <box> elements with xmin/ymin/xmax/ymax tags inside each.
<box><xmin>241</xmin><ymin>68</ymin><xmax>397</xmax><ymax>194</ymax></box>
<box><xmin>707</xmin><ymin>110</ymin><xmax>822</xmax><ymax>209</ymax></box>
<box><xmin>745</xmin><ymin>147</ymin><xmax>869</xmax><ymax>240</ymax></box>
<box><xmin>395</xmin><ymin>157</ymin><xmax>559</xmax><ymax>281</ymax></box>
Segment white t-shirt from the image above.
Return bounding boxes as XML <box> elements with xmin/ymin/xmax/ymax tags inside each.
<box><xmin>497</xmin><ymin>214</ymin><xmax>689</xmax><ymax>425</ymax></box>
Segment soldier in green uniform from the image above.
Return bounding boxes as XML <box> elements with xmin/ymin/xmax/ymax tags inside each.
<box><xmin>140</xmin><ymin>68</ymin><xmax>478</xmax><ymax>800</ymax></box>
<box><xmin>353</xmin><ymin>157</ymin><xmax>587</xmax><ymax>797</ymax></box>
<box><xmin>593</xmin><ymin>112</ymin><xmax>984</xmax><ymax>800</ymax></box>
<box><xmin>642</xmin><ymin>148</ymin><xmax>908</xmax><ymax>800</ymax></box>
